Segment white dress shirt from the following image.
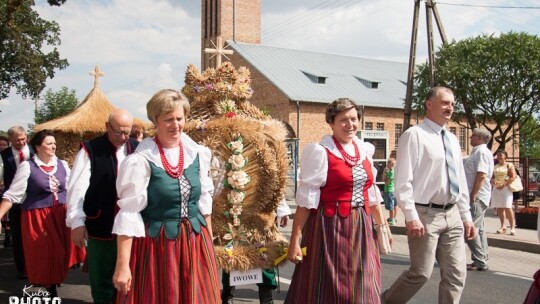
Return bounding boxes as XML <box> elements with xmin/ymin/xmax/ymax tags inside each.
<box><xmin>112</xmin><ymin>134</ymin><xmax>214</xmax><ymax>238</ymax></box>
<box><xmin>395</xmin><ymin>118</ymin><xmax>471</xmax><ymax>222</ymax></box>
<box><xmin>463</xmin><ymin>143</ymin><xmax>494</xmax><ymax>206</ymax></box>
<box><xmin>65</xmin><ymin>142</ymin><xmax>129</xmax><ymax>229</ymax></box>
<box><xmin>295</xmin><ymin>135</ymin><xmax>381</xmax><ymax>209</ymax></box>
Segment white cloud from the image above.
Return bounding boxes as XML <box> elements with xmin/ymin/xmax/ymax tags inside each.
<box><xmin>1</xmin><ymin>0</ymin><xmax>538</xmax><ymax>131</ymax></box>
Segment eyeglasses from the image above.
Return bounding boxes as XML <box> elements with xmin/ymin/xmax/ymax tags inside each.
<box><xmin>107</xmin><ymin>123</ymin><xmax>131</xmax><ymax>136</ymax></box>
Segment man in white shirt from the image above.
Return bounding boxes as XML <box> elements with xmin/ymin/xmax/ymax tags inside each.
<box><xmin>382</xmin><ymin>86</ymin><xmax>475</xmax><ymax>303</ymax></box>
<box><xmin>66</xmin><ymin>109</ymin><xmax>138</xmax><ymax>304</ymax></box>
<box><xmin>464</xmin><ymin>128</ymin><xmax>494</xmax><ymax>271</ymax></box>
<box><xmin>1</xmin><ymin>126</ymin><xmax>32</xmax><ymax>279</ymax></box>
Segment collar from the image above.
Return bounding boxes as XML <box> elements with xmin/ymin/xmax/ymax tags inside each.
<box><xmin>424</xmin><ymin>117</ymin><xmax>446</xmax><ymax>135</ymax></box>
<box><xmin>135</xmin><ymin>133</ymin><xmax>199</xmax><ymax>169</ymax></box>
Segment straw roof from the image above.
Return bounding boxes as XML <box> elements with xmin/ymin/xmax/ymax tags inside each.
<box><xmin>34</xmin><ymin>86</ymin><xmax>115</xmax><ymax>134</ymax></box>
<box><xmin>34</xmin><ymin>66</ymin><xmax>148</xmax><ymax>134</ymax></box>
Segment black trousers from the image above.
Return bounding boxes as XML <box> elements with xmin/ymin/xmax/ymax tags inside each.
<box><xmin>9</xmin><ymin>204</ymin><xmax>25</xmax><ymax>274</ymax></box>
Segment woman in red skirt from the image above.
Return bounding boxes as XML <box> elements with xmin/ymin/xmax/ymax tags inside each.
<box><xmin>286</xmin><ymin>98</ymin><xmax>390</xmax><ymax>304</ymax></box>
<box><xmin>112</xmin><ymin>89</ymin><xmax>220</xmax><ymax>304</ymax></box>
<box><xmin>0</xmin><ymin>129</ymin><xmax>85</xmax><ymax>297</ymax></box>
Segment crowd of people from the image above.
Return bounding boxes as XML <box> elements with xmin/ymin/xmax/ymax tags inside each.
<box><xmin>0</xmin><ymin>86</ymin><xmax>537</xmax><ymax>304</ymax></box>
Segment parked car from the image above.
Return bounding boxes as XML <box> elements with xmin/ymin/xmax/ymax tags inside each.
<box><xmin>527</xmin><ymin>173</ymin><xmax>539</xmax><ymax>202</ymax></box>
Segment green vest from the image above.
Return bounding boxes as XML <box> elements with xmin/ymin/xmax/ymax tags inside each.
<box><xmin>141</xmin><ymin>154</ymin><xmax>207</xmax><ymax>238</ymax></box>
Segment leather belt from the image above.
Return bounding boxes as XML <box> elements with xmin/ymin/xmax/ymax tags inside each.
<box><xmin>415</xmin><ymin>203</ymin><xmax>455</xmax><ymax>210</ymax></box>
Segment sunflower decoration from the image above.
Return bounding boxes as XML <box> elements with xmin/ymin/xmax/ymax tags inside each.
<box><xmin>182</xmin><ymin>62</ymin><xmax>289</xmax><ymax>271</ymax></box>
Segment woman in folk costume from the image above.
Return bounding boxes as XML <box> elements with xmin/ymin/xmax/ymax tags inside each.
<box><xmin>0</xmin><ymin>129</ymin><xmax>85</xmax><ymax>297</ymax></box>
<box><xmin>112</xmin><ymin>89</ymin><xmax>220</xmax><ymax>304</ymax></box>
<box><xmin>285</xmin><ymin>98</ymin><xmax>390</xmax><ymax>304</ymax></box>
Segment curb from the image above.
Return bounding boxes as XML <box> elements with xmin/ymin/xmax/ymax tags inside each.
<box><xmin>388</xmin><ymin>225</ymin><xmax>540</xmax><ymax>254</ymax></box>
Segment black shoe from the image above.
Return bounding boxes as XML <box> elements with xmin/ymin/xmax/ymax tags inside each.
<box><xmin>467</xmin><ymin>264</ymin><xmax>489</xmax><ymax>271</ymax></box>
<box><xmin>46</xmin><ymin>285</ymin><xmax>58</xmax><ymax>298</ymax></box>
<box><xmin>259</xmin><ymin>286</ymin><xmax>274</xmax><ymax>304</ymax></box>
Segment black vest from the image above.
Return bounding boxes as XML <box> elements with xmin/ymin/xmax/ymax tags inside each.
<box><xmin>82</xmin><ymin>135</ymin><xmax>138</xmax><ymax>239</ymax></box>
<box><xmin>1</xmin><ymin>147</ymin><xmax>33</xmax><ymax>194</ymax></box>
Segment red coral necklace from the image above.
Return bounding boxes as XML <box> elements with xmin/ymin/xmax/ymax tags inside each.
<box><xmin>332</xmin><ymin>136</ymin><xmax>360</xmax><ymax>167</ymax></box>
<box><xmin>155</xmin><ymin>136</ymin><xmax>184</xmax><ymax>178</ymax></box>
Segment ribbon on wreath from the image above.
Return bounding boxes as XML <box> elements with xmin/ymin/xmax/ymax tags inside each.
<box><xmin>274</xmin><ymin>247</ymin><xmax>307</xmax><ymax>266</ymax></box>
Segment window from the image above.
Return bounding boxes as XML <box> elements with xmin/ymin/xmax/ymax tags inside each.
<box><xmin>450</xmin><ymin>127</ymin><xmax>456</xmax><ymax>135</ymax></box>
<box><xmin>365</xmin><ymin>122</ymin><xmax>373</xmax><ymax>130</ymax></box>
<box><xmin>376</xmin><ymin>123</ymin><xmax>384</xmax><ymax>131</ymax></box>
<box><xmin>302</xmin><ymin>71</ymin><xmax>326</xmax><ymax>84</ymax></box>
<box><xmin>394</xmin><ymin>123</ymin><xmax>402</xmax><ymax>149</ymax></box>
<box><xmin>459</xmin><ymin>128</ymin><xmax>466</xmax><ymax>151</ymax></box>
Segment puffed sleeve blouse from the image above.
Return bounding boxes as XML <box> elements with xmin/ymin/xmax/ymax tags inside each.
<box><xmin>112</xmin><ymin>133</ymin><xmax>214</xmax><ymax>237</ymax></box>
<box><xmin>295</xmin><ymin>135</ymin><xmax>382</xmax><ymax>209</ymax></box>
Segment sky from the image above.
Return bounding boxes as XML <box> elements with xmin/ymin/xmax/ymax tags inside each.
<box><xmin>1</xmin><ymin>0</ymin><xmax>539</xmax><ymax>131</ymax></box>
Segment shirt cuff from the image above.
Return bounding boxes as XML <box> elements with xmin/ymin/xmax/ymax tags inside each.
<box><xmin>112</xmin><ymin>210</ymin><xmax>146</xmax><ymax>237</ymax></box>
<box><xmin>68</xmin><ymin>219</ymin><xmax>86</xmax><ymax>229</ymax></box>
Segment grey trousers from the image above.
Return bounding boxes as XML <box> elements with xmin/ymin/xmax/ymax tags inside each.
<box><xmin>382</xmin><ymin>205</ymin><xmax>467</xmax><ymax>304</ymax></box>
<box><xmin>465</xmin><ymin>200</ymin><xmax>489</xmax><ymax>268</ymax></box>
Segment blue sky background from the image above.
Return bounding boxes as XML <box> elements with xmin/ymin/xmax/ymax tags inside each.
<box><xmin>1</xmin><ymin>0</ymin><xmax>539</xmax><ymax>131</ymax></box>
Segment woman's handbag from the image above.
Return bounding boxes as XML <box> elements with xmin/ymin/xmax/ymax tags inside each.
<box><xmin>375</xmin><ymin>223</ymin><xmax>392</xmax><ymax>255</ymax></box>
<box><xmin>507</xmin><ymin>164</ymin><xmax>524</xmax><ymax>192</ymax></box>
<box><xmin>508</xmin><ymin>176</ymin><xmax>523</xmax><ymax>192</ymax></box>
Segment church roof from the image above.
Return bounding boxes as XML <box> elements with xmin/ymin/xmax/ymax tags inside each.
<box><xmin>228</xmin><ymin>41</ymin><xmax>408</xmax><ymax>109</ymax></box>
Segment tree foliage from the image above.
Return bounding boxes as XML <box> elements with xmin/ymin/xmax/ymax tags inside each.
<box><xmin>34</xmin><ymin>86</ymin><xmax>78</xmax><ymax>125</ymax></box>
<box><xmin>0</xmin><ymin>0</ymin><xmax>68</xmax><ymax>100</ymax></box>
<box><xmin>518</xmin><ymin>114</ymin><xmax>540</xmax><ymax>158</ymax></box>
<box><xmin>412</xmin><ymin>32</ymin><xmax>540</xmax><ymax>153</ymax></box>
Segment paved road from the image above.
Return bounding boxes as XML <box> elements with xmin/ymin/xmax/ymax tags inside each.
<box><xmin>1</xmin><ymin>203</ymin><xmax>538</xmax><ymax>303</ymax></box>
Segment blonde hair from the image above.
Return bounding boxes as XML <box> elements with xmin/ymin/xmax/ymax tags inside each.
<box><xmin>146</xmin><ymin>89</ymin><xmax>190</xmax><ymax>124</ymax></box>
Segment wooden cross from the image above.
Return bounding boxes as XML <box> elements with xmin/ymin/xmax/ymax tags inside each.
<box><xmin>204</xmin><ymin>36</ymin><xmax>234</xmax><ymax>68</ymax></box>
<box><xmin>90</xmin><ymin>66</ymin><xmax>104</xmax><ymax>88</ymax></box>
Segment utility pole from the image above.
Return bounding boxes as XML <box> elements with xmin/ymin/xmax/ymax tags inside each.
<box><xmin>403</xmin><ymin>0</ymin><xmax>448</xmax><ymax>130</ymax></box>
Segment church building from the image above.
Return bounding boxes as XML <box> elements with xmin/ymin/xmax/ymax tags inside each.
<box><xmin>199</xmin><ymin>0</ymin><xmax>519</xmax><ymax>165</ymax></box>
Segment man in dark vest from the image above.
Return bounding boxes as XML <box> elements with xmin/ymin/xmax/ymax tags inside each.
<box><xmin>1</xmin><ymin>125</ymin><xmax>32</xmax><ymax>279</ymax></box>
<box><xmin>67</xmin><ymin>109</ymin><xmax>138</xmax><ymax>304</ymax></box>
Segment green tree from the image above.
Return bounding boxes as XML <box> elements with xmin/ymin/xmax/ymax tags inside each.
<box><xmin>33</xmin><ymin>86</ymin><xmax>78</xmax><ymax>125</ymax></box>
<box><xmin>412</xmin><ymin>32</ymin><xmax>540</xmax><ymax>153</ymax></box>
<box><xmin>0</xmin><ymin>0</ymin><xmax>69</xmax><ymax>100</ymax></box>
<box><xmin>518</xmin><ymin>114</ymin><xmax>540</xmax><ymax>158</ymax></box>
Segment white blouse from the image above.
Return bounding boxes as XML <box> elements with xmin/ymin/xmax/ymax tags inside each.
<box><xmin>3</xmin><ymin>155</ymin><xmax>71</xmax><ymax>204</ymax></box>
<box><xmin>295</xmin><ymin>135</ymin><xmax>382</xmax><ymax>209</ymax></box>
<box><xmin>112</xmin><ymin>133</ymin><xmax>214</xmax><ymax>237</ymax></box>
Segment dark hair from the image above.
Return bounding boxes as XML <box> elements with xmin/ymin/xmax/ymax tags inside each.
<box><xmin>496</xmin><ymin>149</ymin><xmax>508</xmax><ymax>158</ymax></box>
<box><xmin>325</xmin><ymin>98</ymin><xmax>362</xmax><ymax>124</ymax></box>
<box><xmin>0</xmin><ymin>135</ymin><xmax>9</xmax><ymax>145</ymax></box>
<box><xmin>30</xmin><ymin>129</ymin><xmax>55</xmax><ymax>152</ymax></box>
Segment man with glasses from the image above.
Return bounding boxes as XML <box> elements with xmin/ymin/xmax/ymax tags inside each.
<box><xmin>67</xmin><ymin>109</ymin><xmax>139</xmax><ymax>304</ymax></box>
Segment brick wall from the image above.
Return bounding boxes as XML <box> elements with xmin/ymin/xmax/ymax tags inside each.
<box><xmin>201</xmin><ymin>0</ymin><xmax>260</xmax><ymax>69</ymax></box>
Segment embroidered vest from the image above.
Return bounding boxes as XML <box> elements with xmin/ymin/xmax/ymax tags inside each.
<box><xmin>142</xmin><ymin>154</ymin><xmax>207</xmax><ymax>239</ymax></box>
<box><xmin>319</xmin><ymin>150</ymin><xmax>374</xmax><ymax>217</ymax></box>
<box><xmin>23</xmin><ymin>159</ymin><xmax>67</xmax><ymax>210</ymax></box>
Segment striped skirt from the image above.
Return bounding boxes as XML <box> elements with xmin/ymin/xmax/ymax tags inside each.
<box><xmin>116</xmin><ymin>219</ymin><xmax>220</xmax><ymax>304</ymax></box>
<box><xmin>285</xmin><ymin>207</ymin><xmax>381</xmax><ymax>304</ymax></box>
<box><xmin>21</xmin><ymin>204</ymin><xmax>86</xmax><ymax>285</ymax></box>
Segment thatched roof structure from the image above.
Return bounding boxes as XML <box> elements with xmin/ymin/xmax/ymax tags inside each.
<box><xmin>34</xmin><ymin>85</ymin><xmax>116</xmax><ymax>134</ymax></box>
<box><xmin>34</xmin><ymin>66</ymin><xmax>149</xmax><ymax>165</ymax></box>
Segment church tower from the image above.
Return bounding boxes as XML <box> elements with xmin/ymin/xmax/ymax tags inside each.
<box><xmin>201</xmin><ymin>0</ymin><xmax>260</xmax><ymax>69</ymax></box>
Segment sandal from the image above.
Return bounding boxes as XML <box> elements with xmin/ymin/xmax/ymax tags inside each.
<box><xmin>510</xmin><ymin>228</ymin><xmax>516</xmax><ymax>236</ymax></box>
<box><xmin>496</xmin><ymin>228</ymin><xmax>507</xmax><ymax>234</ymax></box>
